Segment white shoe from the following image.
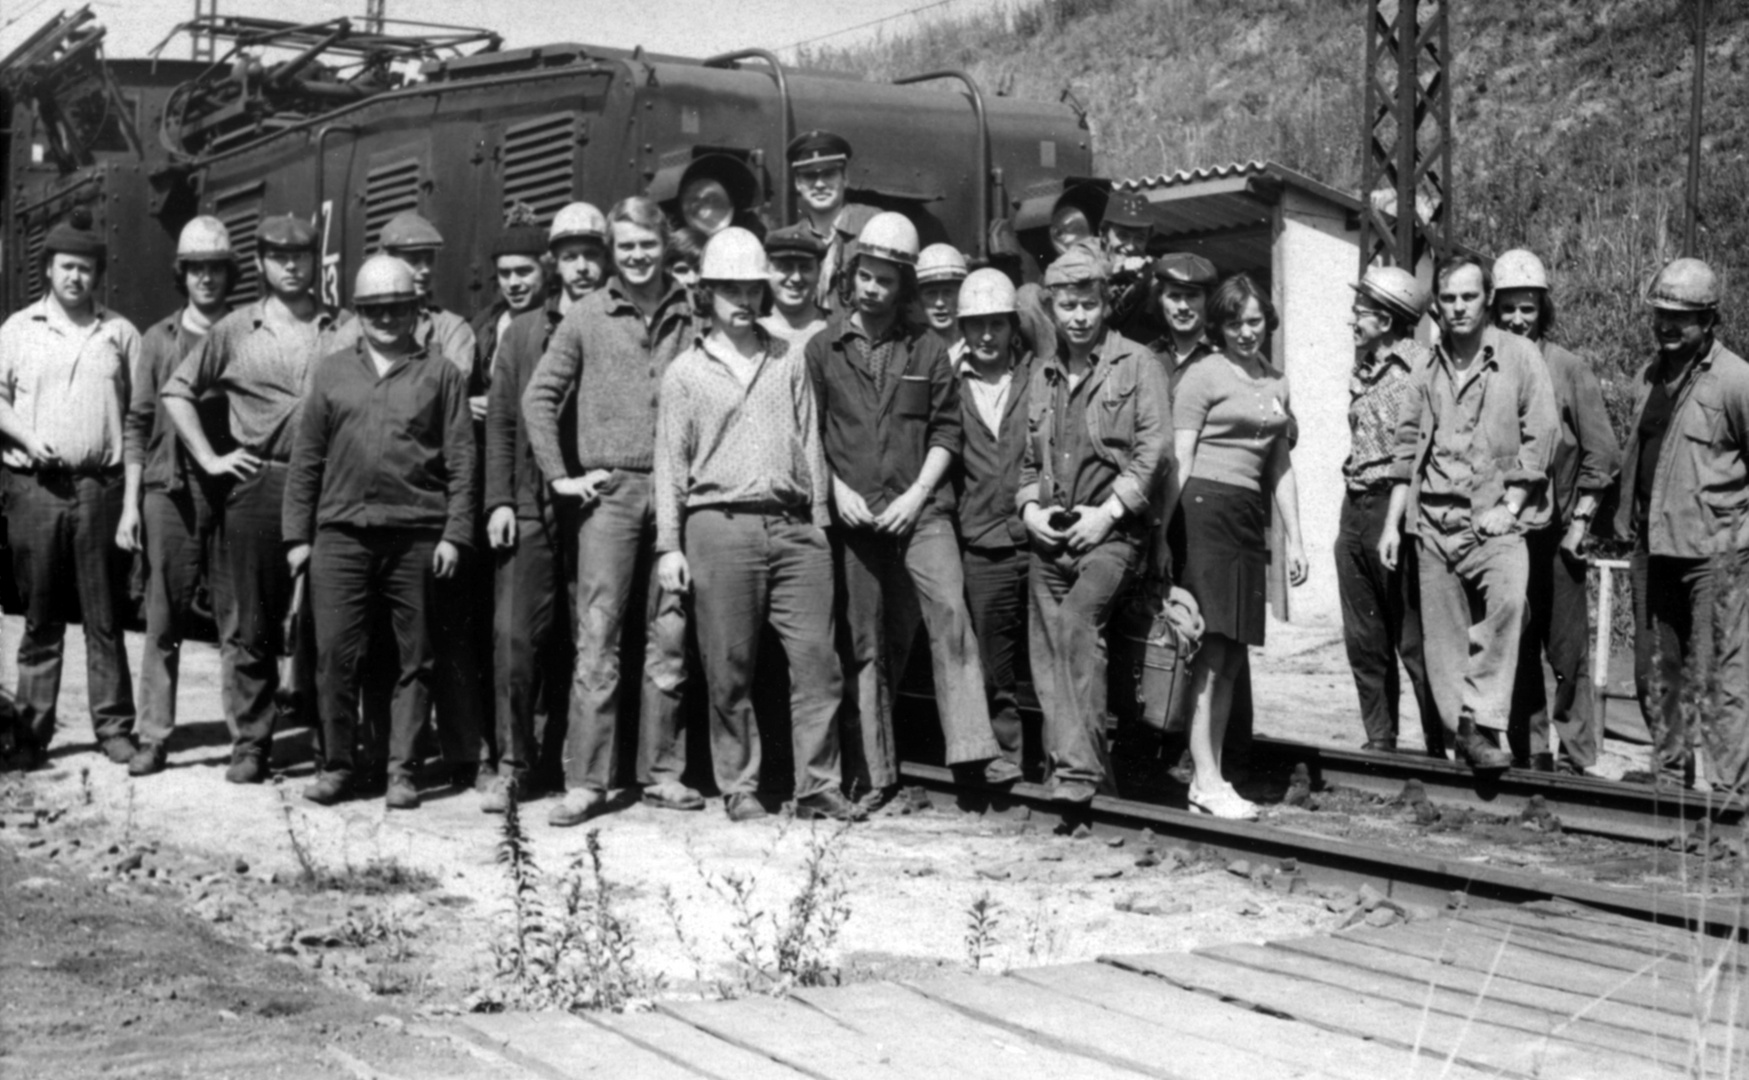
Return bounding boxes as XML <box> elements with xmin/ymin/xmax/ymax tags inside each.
<box><xmin>1188</xmin><ymin>783</ymin><xmax>1260</xmax><ymax>821</ymax></box>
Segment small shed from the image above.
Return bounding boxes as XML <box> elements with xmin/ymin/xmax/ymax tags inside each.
<box><xmin>1116</xmin><ymin>161</ymin><xmax>1426</xmax><ymax>632</ymax></box>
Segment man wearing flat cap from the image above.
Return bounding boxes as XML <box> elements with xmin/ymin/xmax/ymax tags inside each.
<box><xmin>787</xmin><ymin>130</ymin><xmax>878</xmax><ymax>312</ymax></box>
<box><xmin>1017</xmin><ymin>245</ymin><xmax>1171</xmax><ymax>803</ymax></box>
<box><xmin>0</xmin><ymin>210</ymin><xmax>142</xmax><ymax>769</ymax></box>
<box><xmin>164</xmin><ymin>212</ymin><xmax>339</xmax><ymax>783</ymax></box>
<box><xmin>761</xmin><ymin>224</ymin><xmax>829</xmax><ymax>351</ymax></box>
<box><xmin>1148</xmin><ymin>252</ymin><xmax>1221</xmax><ymax>383</ymax></box>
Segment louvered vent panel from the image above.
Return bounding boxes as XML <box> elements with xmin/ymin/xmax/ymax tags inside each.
<box><xmin>501</xmin><ymin>113</ymin><xmax>576</xmax><ymax>225</ymax></box>
<box><xmin>22</xmin><ymin>218</ymin><xmax>48</xmax><ymax>304</ymax></box>
<box><xmin>214</xmin><ymin>190</ymin><xmax>263</xmax><ymax>305</ymax></box>
<box><xmin>364</xmin><ymin>158</ymin><xmax>423</xmax><ymax>251</ymax></box>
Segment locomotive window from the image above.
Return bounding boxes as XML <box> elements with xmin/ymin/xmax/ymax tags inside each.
<box><xmin>501</xmin><ymin>113</ymin><xmax>577</xmax><ymax>226</ymax></box>
<box><xmin>364</xmin><ymin>157</ymin><xmax>424</xmax><ymax>252</ymax></box>
<box><xmin>213</xmin><ymin>183</ymin><xmax>265</xmax><ymax>306</ymax></box>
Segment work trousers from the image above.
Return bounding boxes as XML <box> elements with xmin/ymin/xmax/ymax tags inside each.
<box><xmin>1334</xmin><ymin>489</ymin><xmax>1441</xmax><ymax>753</ymax></box>
<box><xmin>137</xmin><ymin>484</ymin><xmax>227</xmax><ymax>743</ymax></box>
<box><xmin>213</xmin><ymin>464</ymin><xmax>314</xmax><ymax>761</ymax></box>
<box><xmin>836</xmin><ymin>515</ymin><xmax>996</xmax><ymax>793</ymax></box>
<box><xmin>1418</xmin><ymin>531</ymin><xmax>1529</xmax><ymax>737</ymax></box>
<box><xmin>1509</xmin><ymin>525</ymin><xmax>1598</xmax><ymax>768</ymax></box>
<box><xmin>1632</xmin><ymin>548</ymin><xmax>1749</xmax><ymax>790</ymax></box>
<box><xmin>310</xmin><ymin>527</ymin><xmax>437</xmax><ymax>780</ymax></box>
<box><xmin>688</xmin><ymin>509</ymin><xmax>842</xmax><ymax>798</ymax></box>
<box><xmin>4</xmin><ymin>468</ymin><xmax>134</xmax><ymax>749</ymax></box>
<box><xmin>1029</xmin><ymin>539</ymin><xmax>1137</xmax><ymax>791</ymax></box>
<box><xmin>493</xmin><ymin>508</ymin><xmax>576</xmax><ymax>782</ymax></box>
<box><xmin>565</xmin><ymin>471</ymin><xmax>687</xmax><ymax>792</ymax></box>
<box><xmin>962</xmin><ymin>545</ymin><xmax>1027</xmax><ymax>770</ymax></box>
<box><xmin>426</xmin><ymin>545</ymin><xmax>488</xmax><ymax>767</ymax></box>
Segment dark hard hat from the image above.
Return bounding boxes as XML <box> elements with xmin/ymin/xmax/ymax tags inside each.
<box><xmin>764</xmin><ymin>224</ymin><xmax>825</xmax><ymax>259</ymax></box>
<box><xmin>44</xmin><ymin>207</ymin><xmax>105</xmax><ymax>260</ymax></box>
<box><xmin>493</xmin><ymin>224</ymin><xmax>548</xmax><ymax>260</ymax></box>
<box><xmin>787</xmin><ymin>130</ymin><xmax>852</xmax><ymax>169</ymax></box>
<box><xmin>1104</xmin><ymin>191</ymin><xmax>1153</xmax><ymax>229</ymax></box>
<box><xmin>379</xmin><ymin>210</ymin><xmax>444</xmax><ymax>252</ymax></box>
<box><xmin>1153</xmin><ymin>252</ymin><xmax>1219</xmax><ymax>290</ymax></box>
<box><xmin>259</xmin><ymin>214</ymin><xmax>318</xmax><ymax>251</ymax></box>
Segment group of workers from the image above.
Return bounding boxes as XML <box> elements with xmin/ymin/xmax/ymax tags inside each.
<box><xmin>1</xmin><ymin>126</ymin><xmax>1744</xmax><ymax>824</ymax></box>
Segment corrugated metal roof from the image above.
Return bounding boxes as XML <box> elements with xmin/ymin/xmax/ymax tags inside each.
<box><xmin>1115</xmin><ymin>160</ymin><xmax>1271</xmax><ymax>191</ymax></box>
<box><xmin>1116</xmin><ymin>160</ymin><xmax>1363</xmax><ymax>213</ymax></box>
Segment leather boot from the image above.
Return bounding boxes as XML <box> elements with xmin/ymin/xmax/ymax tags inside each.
<box><xmin>1457</xmin><ymin>717</ymin><xmax>1512</xmax><ymax>772</ymax></box>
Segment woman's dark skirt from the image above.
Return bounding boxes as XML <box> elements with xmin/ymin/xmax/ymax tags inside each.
<box><xmin>1169</xmin><ymin>476</ymin><xmax>1269</xmax><ymax>647</ymax></box>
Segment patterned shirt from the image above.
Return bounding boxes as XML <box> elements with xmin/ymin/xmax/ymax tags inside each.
<box><xmin>1344</xmin><ymin>337</ymin><xmax>1428</xmax><ymax>491</ymax></box>
<box><xmin>0</xmin><ymin>297</ymin><xmax>140</xmax><ymax>471</ymax></box>
<box><xmin>654</xmin><ymin>331</ymin><xmax>829</xmax><ymax>553</ymax></box>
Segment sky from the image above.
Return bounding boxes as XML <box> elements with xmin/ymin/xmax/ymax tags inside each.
<box><xmin>1</xmin><ymin>0</ymin><xmax>1007</xmax><ymax>64</ymax></box>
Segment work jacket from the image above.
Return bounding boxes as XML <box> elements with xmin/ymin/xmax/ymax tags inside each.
<box><xmin>955</xmin><ymin>350</ymin><xmax>1034</xmax><ymax>550</ymax></box>
<box><xmin>1614</xmin><ymin>337</ymin><xmax>1749</xmax><ymax>558</ymax></box>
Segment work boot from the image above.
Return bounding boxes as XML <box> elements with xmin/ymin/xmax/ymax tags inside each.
<box><xmin>99</xmin><ymin>734</ymin><xmax>137</xmax><ymax>765</ymax></box>
<box><xmin>724</xmin><ymin>792</ymin><xmax>769</xmax><ymax>822</ymax></box>
<box><xmin>642</xmin><ymin>781</ymin><xmax>706</xmax><ymax>811</ymax></box>
<box><xmin>548</xmin><ymin>788</ymin><xmax>606</xmax><ymax>827</ymax></box>
<box><xmin>795</xmin><ymin>789</ymin><xmax>867</xmax><ymax>822</ymax></box>
<box><xmin>983</xmin><ymin>758</ymin><xmax>1024</xmax><ymax>787</ymax></box>
<box><xmin>1456</xmin><ymin>720</ymin><xmax>1511</xmax><ymax>772</ymax></box>
<box><xmin>385</xmin><ymin>774</ymin><xmax>421</xmax><ymax>811</ymax></box>
<box><xmin>481</xmin><ymin>774</ymin><xmax>520</xmax><ymax>815</ymax></box>
<box><xmin>225</xmin><ymin>752</ymin><xmax>267</xmax><ymax>785</ymax></box>
<box><xmin>128</xmin><ymin>741</ymin><xmax>169</xmax><ymax>777</ymax></box>
<box><xmin>303</xmin><ymin>771</ymin><xmax>352</xmax><ymax>806</ymax></box>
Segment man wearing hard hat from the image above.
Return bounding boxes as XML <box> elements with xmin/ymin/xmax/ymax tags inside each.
<box><xmin>653</xmin><ymin>228</ymin><xmax>863</xmax><ymax>822</ymax></box>
<box><xmin>0</xmin><ymin>210</ymin><xmax>142</xmax><ymax>771</ymax></box>
<box><xmin>479</xmin><ymin>201</ymin><xmax>608</xmax><ymax>812</ymax></box>
<box><xmin>164</xmin><ymin>213</ymin><xmax>338</xmax><ymax>784</ymax></box>
<box><xmin>118</xmin><ymin>216</ymin><xmax>236</xmax><ymax>777</ymax></box>
<box><xmin>915</xmin><ymin>244</ymin><xmax>970</xmax><ymax>357</ymax></box>
<box><xmin>955</xmin><ymin>268</ymin><xmax>1035</xmax><ymax>787</ymax></box>
<box><xmin>1337</xmin><ymin>265</ymin><xmax>1443</xmax><ymax>758</ymax></box>
<box><xmin>284</xmin><ymin>256</ymin><xmax>475</xmax><ymax>809</ymax></box>
<box><xmin>1616</xmin><ymin>258</ymin><xmax>1749</xmax><ymax>792</ymax></box>
<box><xmin>1491</xmin><ymin>249</ymin><xmax>1621</xmax><ymax>775</ymax></box>
<box><xmin>808</xmin><ymin>211</ymin><xmax>1000</xmax><ymax>812</ymax></box>
<box><xmin>376</xmin><ymin>210</ymin><xmax>477</xmax><ymax>380</ymax></box>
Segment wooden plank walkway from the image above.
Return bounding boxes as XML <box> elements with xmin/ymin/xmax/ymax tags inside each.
<box><xmin>446</xmin><ymin>902</ymin><xmax>1748</xmax><ymax>1080</ymax></box>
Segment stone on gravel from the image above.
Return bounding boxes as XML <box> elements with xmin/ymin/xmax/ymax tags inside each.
<box><xmin>1133</xmin><ymin>853</ymin><xmax>1159</xmax><ymax>869</ymax></box>
<box><xmin>1364</xmin><ymin>906</ymin><xmax>1401</xmax><ymax>928</ymax></box>
<box><xmin>232</xmin><ymin>858</ymin><xmax>250</xmax><ymax>875</ymax></box>
<box><xmin>16</xmin><ymin>876</ymin><xmax>58</xmax><ymax>892</ymax></box>
<box><xmin>1398</xmin><ymin>778</ymin><xmax>1428</xmax><ymax>805</ymax></box>
<box><xmin>1070</xmin><ymin>823</ymin><xmax>1093</xmax><ymax>840</ymax></box>
<box><xmin>1225</xmin><ymin>859</ymin><xmax>1252</xmax><ymax>878</ymax></box>
<box><xmin>1357</xmin><ymin>883</ymin><xmax>1385</xmax><ymax>911</ymax></box>
<box><xmin>1036</xmin><ymin>850</ymin><xmax>1065</xmax><ymax>863</ymax></box>
<box><xmin>1105</xmin><ymin>836</ymin><xmax>1125</xmax><ymax>848</ymax></box>
<box><xmin>1114</xmin><ymin>894</ymin><xmax>1191</xmax><ymax>917</ymax></box>
<box><xmin>975</xmin><ymin>865</ymin><xmax>1012</xmax><ymax>881</ymax></box>
<box><xmin>1091</xmin><ymin>868</ymin><xmax>1124</xmax><ymax>880</ymax></box>
<box><xmin>373</xmin><ymin>1015</ymin><xmax>405</xmax><ymax>1032</ymax></box>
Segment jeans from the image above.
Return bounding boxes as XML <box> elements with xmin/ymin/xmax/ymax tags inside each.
<box><xmin>1633</xmin><ymin>548</ymin><xmax>1749</xmax><ymax>789</ymax></box>
<box><xmin>1334</xmin><ymin>489</ymin><xmax>1442</xmax><ymax>752</ymax></box>
<box><xmin>5</xmin><ymin>469</ymin><xmax>134</xmax><ymax>749</ymax></box>
<box><xmin>1509</xmin><ymin>525</ymin><xmax>1598</xmax><ymax>767</ymax></box>
<box><xmin>565</xmin><ymin>471</ymin><xmax>688</xmax><ymax>792</ymax></box>
<box><xmin>836</xmin><ymin>514</ymin><xmax>996</xmax><ymax>792</ymax></box>
<box><xmin>138</xmin><ymin>485</ymin><xmax>227</xmax><ymax>743</ymax></box>
<box><xmin>1418</xmin><ymin>531</ymin><xmax>1529</xmax><ymax>736</ymax></box>
<box><xmin>1028</xmin><ymin>539</ymin><xmax>1137</xmax><ymax>790</ymax></box>
<box><xmin>213</xmin><ymin>464</ymin><xmax>314</xmax><ymax>761</ymax></box>
<box><xmin>962</xmin><ymin>545</ymin><xmax>1027</xmax><ymax>769</ymax></box>
<box><xmin>493</xmin><ymin>508</ymin><xmax>576</xmax><ymax>782</ymax></box>
<box><xmin>310</xmin><ymin>528</ymin><xmax>437</xmax><ymax>780</ymax></box>
<box><xmin>687</xmin><ymin>509</ymin><xmax>842</xmax><ymax>798</ymax></box>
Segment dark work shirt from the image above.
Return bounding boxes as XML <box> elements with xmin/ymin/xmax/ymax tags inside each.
<box><xmin>283</xmin><ymin>339</ymin><xmax>476</xmax><ymax>549</ymax></box>
<box><xmin>125</xmin><ymin>310</ymin><xmax>232</xmax><ymax>494</ymax></box>
<box><xmin>484</xmin><ymin>297</ymin><xmax>569</xmax><ymax>521</ymax></box>
<box><xmin>1634</xmin><ymin>378</ymin><xmax>1675</xmax><ymax>528</ymax></box>
<box><xmin>956</xmin><ymin>352</ymin><xmax>1032</xmax><ymax>550</ymax></box>
<box><xmin>1050</xmin><ymin>367</ymin><xmax>1119</xmax><ymax>511</ymax></box>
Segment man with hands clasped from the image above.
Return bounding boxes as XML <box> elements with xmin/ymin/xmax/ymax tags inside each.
<box><xmin>1017</xmin><ymin>245</ymin><xmax>1172</xmax><ymax>805</ymax></box>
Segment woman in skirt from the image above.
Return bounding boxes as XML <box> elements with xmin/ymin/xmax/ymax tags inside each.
<box><xmin>1167</xmin><ymin>274</ymin><xmax>1308</xmax><ymax>819</ymax></box>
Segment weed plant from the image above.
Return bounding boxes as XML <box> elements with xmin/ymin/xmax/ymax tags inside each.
<box><xmin>964</xmin><ymin>890</ymin><xmax>1003</xmax><ymax>971</ymax></box>
<box><xmin>696</xmin><ymin>820</ymin><xmax>854</xmax><ymax>997</ymax></box>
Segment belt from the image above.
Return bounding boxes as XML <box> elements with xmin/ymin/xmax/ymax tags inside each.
<box><xmin>13</xmin><ymin>463</ymin><xmax>123</xmax><ymax>481</ymax></box>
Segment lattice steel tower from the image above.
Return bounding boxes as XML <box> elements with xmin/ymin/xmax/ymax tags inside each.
<box><xmin>1358</xmin><ymin>0</ymin><xmax>1452</xmax><ymax>272</ymax></box>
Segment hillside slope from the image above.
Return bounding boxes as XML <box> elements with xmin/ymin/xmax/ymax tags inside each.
<box><xmin>799</xmin><ymin>0</ymin><xmax>1749</xmax><ymax>400</ymax></box>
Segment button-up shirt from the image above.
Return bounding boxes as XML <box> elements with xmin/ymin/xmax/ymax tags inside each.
<box><xmin>1391</xmin><ymin>324</ymin><xmax>1558</xmax><ymax>544</ymax></box>
<box><xmin>1017</xmin><ymin>329</ymin><xmax>1171</xmax><ymax>522</ymax></box>
<box><xmin>162</xmin><ymin>299</ymin><xmax>344</xmax><ymax>463</ymax></box>
<box><xmin>329</xmin><ymin>304</ymin><xmax>476</xmax><ymax>380</ymax></box>
<box><xmin>126</xmin><ymin>308</ymin><xmax>228</xmax><ymax>493</ymax></box>
<box><xmin>1614</xmin><ymin>337</ymin><xmax>1749</xmax><ymax>558</ymax></box>
<box><xmin>282</xmin><ymin>339</ymin><xmax>475</xmax><ymax>549</ymax></box>
<box><xmin>1344</xmin><ymin>337</ymin><xmax>1429</xmax><ymax>492</ymax></box>
<box><xmin>0</xmin><ymin>297</ymin><xmax>140</xmax><ymax>471</ymax></box>
<box><xmin>957</xmin><ymin>352</ymin><xmax>1032</xmax><ymax>550</ymax></box>
<box><xmin>653</xmin><ymin>331</ymin><xmax>829</xmax><ymax>553</ymax></box>
<box><xmin>807</xmin><ymin>313</ymin><xmax>962</xmax><ymax>519</ymax></box>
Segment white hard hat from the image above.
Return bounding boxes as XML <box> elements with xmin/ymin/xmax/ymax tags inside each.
<box><xmin>1646</xmin><ymin>257</ymin><xmax>1720</xmax><ymax>312</ymax></box>
<box><xmin>353</xmin><ymin>254</ymin><xmax>419</xmax><ymax>306</ymax></box>
<box><xmin>1492</xmin><ymin>249</ymin><xmax>1549</xmax><ymax>292</ymax></box>
<box><xmin>857</xmin><ymin>212</ymin><xmax>920</xmax><ymax>267</ymax></box>
<box><xmin>916</xmin><ymin>244</ymin><xmax>969</xmax><ymax>285</ymax></box>
<box><xmin>177</xmin><ymin>215</ymin><xmax>233</xmax><ymax>261</ymax></box>
<box><xmin>698</xmin><ymin>227</ymin><xmax>770</xmax><ymax>282</ymax></box>
<box><xmin>957</xmin><ymin>268</ymin><xmax>1017</xmax><ymax>319</ymax></box>
<box><xmin>549</xmin><ymin>201</ymin><xmax>608</xmax><ymax>247</ymax></box>
<box><xmin>1353</xmin><ymin>265</ymin><xmax>1429</xmax><ymax>322</ymax></box>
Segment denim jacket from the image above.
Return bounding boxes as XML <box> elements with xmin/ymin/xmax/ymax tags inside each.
<box><xmin>1016</xmin><ymin>329</ymin><xmax>1172</xmax><ymax>518</ymax></box>
<box><xmin>1614</xmin><ymin>338</ymin><xmax>1749</xmax><ymax>558</ymax></box>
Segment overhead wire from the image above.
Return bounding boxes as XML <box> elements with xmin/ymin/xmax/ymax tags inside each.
<box><xmin>780</xmin><ymin>0</ymin><xmax>976</xmax><ymax>52</ymax></box>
